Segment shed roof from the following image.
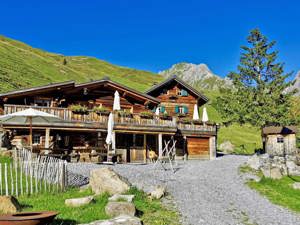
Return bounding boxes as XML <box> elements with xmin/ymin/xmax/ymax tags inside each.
<box><xmin>262</xmin><ymin>126</ymin><xmax>297</xmax><ymax>135</ymax></box>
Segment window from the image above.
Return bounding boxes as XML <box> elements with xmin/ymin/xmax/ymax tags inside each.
<box><xmin>175</xmin><ymin>105</ymin><xmax>188</xmax><ymax>114</ymax></box>
<box><xmin>33</xmin><ymin>134</ymin><xmax>41</xmax><ymax>144</ymax></box>
<box><xmin>277</xmin><ymin>136</ymin><xmax>284</xmax><ymax>143</ymax></box>
<box><xmin>178</xmin><ymin>89</ymin><xmax>188</xmax><ymax>97</ymax></box>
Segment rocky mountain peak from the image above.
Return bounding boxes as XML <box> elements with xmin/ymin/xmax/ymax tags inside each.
<box><xmin>159</xmin><ymin>62</ymin><xmax>232</xmax><ymax>91</ymax></box>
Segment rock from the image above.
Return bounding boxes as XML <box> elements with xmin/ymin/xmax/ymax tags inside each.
<box><xmin>286</xmin><ymin>160</ymin><xmax>300</xmax><ymax>176</ymax></box>
<box><xmin>108</xmin><ymin>194</ymin><xmax>135</xmax><ymax>203</ymax></box>
<box><xmin>90</xmin><ymin>167</ymin><xmax>130</xmax><ymax>195</ymax></box>
<box><xmin>150</xmin><ymin>186</ymin><xmax>166</xmax><ymax>199</ymax></box>
<box><xmin>0</xmin><ymin>196</ymin><xmax>21</xmax><ymax>214</ymax></box>
<box><xmin>261</xmin><ymin>167</ymin><xmax>283</xmax><ymax>179</ymax></box>
<box><xmin>243</xmin><ymin>173</ymin><xmax>261</xmax><ymax>182</ymax></box>
<box><xmin>292</xmin><ymin>182</ymin><xmax>300</xmax><ymax>190</ymax></box>
<box><xmin>219</xmin><ymin>141</ymin><xmax>235</xmax><ymax>154</ymax></box>
<box><xmin>81</xmin><ymin>215</ymin><xmax>142</xmax><ymax>225</ymax></box>
<box><xmin>105</xmin><ymin>202</ymin><xmax>136</xmax><ymax>217</ymax></box>
<box><xmin>65</xmin><ymin>196</ymin><xmax>94</xmax><ymax>207</ymax></box>
<box><xmin>247</xmin><ymin>154</ymin><xmax>262</xmax><ymax>170</ymax></box>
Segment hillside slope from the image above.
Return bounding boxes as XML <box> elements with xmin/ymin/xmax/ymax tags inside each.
<box><xmin>0</xmin><ymin>35</ymin><xmax>163</xmax><ymax>92</ymax></box>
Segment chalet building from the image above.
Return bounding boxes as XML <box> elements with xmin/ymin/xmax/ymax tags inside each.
<box><xmin>0</xmin><ymin>76</ymin><xmax>217</xmax><ymax>162</ymax></box>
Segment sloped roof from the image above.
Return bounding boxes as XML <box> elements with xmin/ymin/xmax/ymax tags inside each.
<box><xmin>0</xmin><ymin>77</ymin><xmax>159</xmax><ymax>104</ymax></box>
<box><xmin>0</xmin><ymin>81</ymin><xmax>75</xmax><ymax>98</ymax></box>
<box><xmin>262</xmin><ymin>126</ymin><xmax>297</xmax><ymax>135</ymax></box>
<box><xmin>146</xmin><ymin>75</ymin><xmax>209</xmax><ymax>102</ymax></box>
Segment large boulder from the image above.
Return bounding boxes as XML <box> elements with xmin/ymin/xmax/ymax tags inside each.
<box><xmin>261</xmin><ymin>167</ymin><xmax>283</xmax><ymax>179</ymax></box>
<box><xmin>90</xmin><ymin>168</ymin><xmax>130</xmax><ymax>195</ymax></box>
<box><xmin>219</xmin><ymin>141</ymin><xmax>235</xmax><ymax>154</ymax></box>
<box><xmin>247</xmin><ymin>154</ymin><xmax>262</xmax><ymax>170</ymax></box>
<box><xmin>81</xmin><ymin>215</ymin><xmax>142</xmax><ymax>225</ymax></box>
<box><xmin>105</xmin><ymin>202</ymin><xmax>136</xmax><ymax>217</ymax></box>
<box><xmin>108</xmin><ymin>194</ymin><xmax>135</xmax><ymax>203</ymax></box>
<box><xmin>65</xmin><ymin>196</ymin><xmax>94</xmax><ymax>207</ymax></box>
<box><xmin>0</xmin><ymin>196</ymin><xmax>21</xmax><ymax>214</ymax></box>
<box><xmin>150</xmin><ymin>186</ymin><xmax>166</xmax><ymax>199</ymax></box>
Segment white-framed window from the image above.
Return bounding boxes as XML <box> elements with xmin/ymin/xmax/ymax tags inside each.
<box><xmin>33</xmin><ymin>134</ymin><xmax>41</xmax><ymax>144</ymax></box>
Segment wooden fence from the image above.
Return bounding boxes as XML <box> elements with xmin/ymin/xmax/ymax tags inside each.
<box><xmin>0</xmin><ymin>148</ymin><xmax>67</xmax><ymax>196</ymax></box>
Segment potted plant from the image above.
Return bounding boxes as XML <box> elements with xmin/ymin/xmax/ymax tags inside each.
<box><xmin>181</xmin><ymin>118</ymin><xmax>192</xmax><ymax>124</ymax></box>
<box><xmin>176</xmin><ymin>113</ymin><xmax>187</xmax><ymax>118</ymax></box>
<box><xmin>93</xmin><ymin>106</ymin><xmax>109</xmax><ymax>115</ymax></box>
<box><xmin>70</xmin><ymin>104</ymin><xmax>89</xmax><ymax>115</ymax></box>
<box><xmin>160</xmin><ymin>111</ymin><xmax>172</xmax><ymax>120</ymax></box>
<box><xmin>140</xmin><ymin>111</ymin><xmax>154</xmax><ymax>119</ymax></box>
<box><xmin>118</xmin><ymin>110</ymin><xmax>132</xmax><ymax>118</ymax></box>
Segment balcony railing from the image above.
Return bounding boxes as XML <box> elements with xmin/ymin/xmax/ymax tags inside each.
<box><xmin>4</xmin><ymin>104</ymin><xmax>109</xmax><ymax>123</ymax></box>
<box><xmin>3</xmin><ymin>104</ymin><xmax>216</xmax><ymax>132</ymax></box>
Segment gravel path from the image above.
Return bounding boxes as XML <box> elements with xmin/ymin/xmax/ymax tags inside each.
<box><xmin>67</xmin><ymin>155</ymin><xmax>300</xmax><ymax>225</ymax></box>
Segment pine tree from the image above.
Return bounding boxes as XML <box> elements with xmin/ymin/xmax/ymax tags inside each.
<box><xmin>216</xmin><ymin>29</ymin><xmax>296</xmax><ymax>127</ymax></box>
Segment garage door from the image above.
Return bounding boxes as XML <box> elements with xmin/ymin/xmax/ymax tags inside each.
<box><xmin>187</xmin><ymin>137</ymin><xmax>209</xmax><ymax>158</ymax></box>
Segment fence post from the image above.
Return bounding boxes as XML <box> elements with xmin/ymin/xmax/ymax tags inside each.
<box><xmin>4</xmin><ymin>163</ymin><xmax>8</xmax><ymax>196</ymax></box>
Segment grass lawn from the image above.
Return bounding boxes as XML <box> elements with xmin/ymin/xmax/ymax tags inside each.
<box><xmin>218</xmin><ymin>123</ymin><xmax>261</xmax><ymax>155</ymax></box>
<box><xmin>18</xmin><ymin>187</ymin><xmax>179</xmax><ymax>225</ymax></box>
<box><xmin>248</xmin><ymin>176</ymin><xmax>300</xmax><ymax>213</ymax></box>
<box><xmin>0</xmin><ymin>155</ymin><xmax>179</xmax><ymax>224</ymax></box>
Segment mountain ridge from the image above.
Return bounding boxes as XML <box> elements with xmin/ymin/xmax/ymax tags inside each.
<box><xmin>159</xmin><ymin>62</ymin><xmax>232</xmax><ymax>91</ymax></box>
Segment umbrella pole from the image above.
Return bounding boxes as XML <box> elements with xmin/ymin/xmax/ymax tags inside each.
<box><xmin>29</xmin><ymin>116</ymin><xmax>33</xmax><ymax>150</ymax></box>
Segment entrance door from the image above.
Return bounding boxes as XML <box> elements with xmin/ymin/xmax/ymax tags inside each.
<box><xmin>187</xmin><ymin>137</ymin><xmax>209</xmax><ymax>159</ymax></box>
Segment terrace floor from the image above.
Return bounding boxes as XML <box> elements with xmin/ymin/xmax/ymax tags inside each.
<box><xmin>67</xmin><ymin>155</ymin><xmax>300</xmax><ymax>225</ymax></box>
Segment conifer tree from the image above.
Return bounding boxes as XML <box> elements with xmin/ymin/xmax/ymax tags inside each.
<box><xmin>216</xmin><ymin>29</ymin><xmax>296</xmax><ymax>127</ymax></box>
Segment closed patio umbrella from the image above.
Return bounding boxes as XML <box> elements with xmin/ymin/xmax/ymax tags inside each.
<box><xmin>193</xmin><ymin>104</ymin><xmax>199</xmax><ymax>120</ymax></box>
<box><xmin>202</xmin><ymin>106</ymin><xmax>209</xmax><ymax>123</ymax></box>
<box><xmin>0</xmin><ymin>108</ymin><xmax>61</xmax><ymax>148</ymax></box>
<box><xmin>155</xmin><ymin>107</ymin><xmax>160</xmax><ymax>116</ymax></box>
<box><xmin>113</xmin><ymin>91</ymin><xmax>121</xmax><ymax>111</ymax></box>
<box><xmin>105</xmin><ymin>112</ymin><xmax>115</xmax><ymax>162</ymax></box>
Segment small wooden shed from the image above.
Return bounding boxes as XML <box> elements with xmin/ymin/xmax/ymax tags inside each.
<box><xmin>262</xmin><ymin>126</ymin><xmax>298</xmax><ymax>156</ymax></box>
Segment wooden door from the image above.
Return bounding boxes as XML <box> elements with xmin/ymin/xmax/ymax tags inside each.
<box><xmin>187</xmin><ymin>137</ymin><xmax>209</xmax><ymax>158</ymax></box>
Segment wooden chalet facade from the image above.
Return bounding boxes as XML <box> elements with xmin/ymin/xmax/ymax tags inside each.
<box><xmin>0</xmin><ymin>76</ymin><xmax>217</xmax><ymax>162</ymax></box>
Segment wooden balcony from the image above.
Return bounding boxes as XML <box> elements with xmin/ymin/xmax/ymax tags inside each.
<box><xmin>3</xmin><ymin>104</ymin><xmax>216</xmax><ymax>134</ymax></box>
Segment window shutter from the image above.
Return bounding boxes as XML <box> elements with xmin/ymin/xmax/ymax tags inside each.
<box><xmin>160</xmin><ymin>106</ymin><xmax>165</xmax><ymax>113</ymax></box>
<box><xmin>184</xmin><ymin>106</ymin><xmax>188</xmax><ymax>114</ymax></box>
<box><xmin>175</xmin><ymin>106</ymin><xmax>179</xmax><ymax>113</ymax></box>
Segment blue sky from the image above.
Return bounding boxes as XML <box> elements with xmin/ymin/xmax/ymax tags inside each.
<box><xmin>1</xmin><ymin>0</ymin><xmax>300</xmax><ymax>78</ymax></box>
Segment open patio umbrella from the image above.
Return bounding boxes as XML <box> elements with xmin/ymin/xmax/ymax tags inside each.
<box><xmin>193</xmin><ymin>104</ymin><xmax>199</xmax><ymax>120</ymax></box>
<box><xmin>202</xmin><ymin>106</ymin><xmax>209</xmax><ymax>123</ymax></box>
<box><xmin>0</xmin><ymin>108</ymin><xmax>61</xmax><ymax>148</ymax></box>
<box><xmin>113</xmin><ymin>91</ymin><xmax>121</xmax><ymax>111</ymax></box>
